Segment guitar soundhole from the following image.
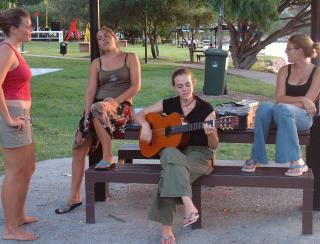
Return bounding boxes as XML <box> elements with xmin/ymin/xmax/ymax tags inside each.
<box><xmin>165</xmin><ymin>127</ymin><xmax>171</xmax><ymax>137</ymax></box>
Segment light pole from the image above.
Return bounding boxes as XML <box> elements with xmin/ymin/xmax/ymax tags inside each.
<box><xmin>144</xmin><ymin>0</ymin><xmax>148</xmax><ymax>64</ymax></box>
<box><xmin>44</xmin><ymin>0</ymin><xmax>49</xmax><ymax>29</ymax></box>
<box><xmin>217</xmin><ymin>1</ymin><xmax>224</xmax><ymax>50</ymax></box>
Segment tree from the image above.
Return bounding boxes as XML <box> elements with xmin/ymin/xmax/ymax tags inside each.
<box><xmin>24</xmin><ymin>0</ymin><xmax>90</xmax><ymax>31</ymax></box>
<box><xmin>176</xmin><ymin>0</ymin><xmax>215</xmax><ymax>62</ymax></box>
<box><xmin>210</xmin><ymin>0</ymin><xmax>312</xmax><ymax>69</ymax></box>
<box><xmin>102</xmin><ymin>0</ymin><xmax>180</xmax><ymax>59</ymax></box>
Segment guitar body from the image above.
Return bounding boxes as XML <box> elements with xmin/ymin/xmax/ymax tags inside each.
<box><xmin>139</xmin><ymin>112</ymin><xmax>189</xmax><ymax>158</ymax></box>
<box><xmin>139</xmin><ymin>112</ymin><xmax>238</xmax><ymax>158</ymax></box>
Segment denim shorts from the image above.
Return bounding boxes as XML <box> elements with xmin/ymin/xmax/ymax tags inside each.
<box><xmin>0</xmin><ymin>106</ymin><xmax>33</xmax><ymax>148</ymax></box>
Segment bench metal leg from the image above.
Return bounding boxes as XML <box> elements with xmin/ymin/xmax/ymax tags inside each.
<box><xmin>85</xmin><ymin>178</ymin><xmax>96</xmax><ymax>223</ymax></box>
<box><xmin>302</xmin><ymin>188</ymin><xmax>313</xmax><ymax>234</ymax></box>
<box><xmin>191</xmin><ymin>184</ymin><xmax>202</xmax><ymax>229</ymax></box>
<box><xmin>105</xmin><ymin>182</ymin><xmax>110</xmax><ymax>199</ymax></box>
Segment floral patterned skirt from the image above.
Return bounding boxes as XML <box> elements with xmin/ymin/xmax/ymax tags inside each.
<box><xmin>74</xmin><ymin>100</ymin><xmax>133</xmax><ymax>150</ymax></box>
<box><xmin>90</xmin><ymin>100</ymin><xmax>133</xmax><ymax>139</ymax></box>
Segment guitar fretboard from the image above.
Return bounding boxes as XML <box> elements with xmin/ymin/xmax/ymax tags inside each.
<box><xmin>168</xmin><ymin>120</ymin><xmax>215</xmax><ymax>135</ymax></box>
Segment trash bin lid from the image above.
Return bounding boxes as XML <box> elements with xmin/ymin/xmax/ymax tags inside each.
<box><xmin>204</xmin><ymin>48</ymin><xmax>228</xmax><ymax>56</ymax></box>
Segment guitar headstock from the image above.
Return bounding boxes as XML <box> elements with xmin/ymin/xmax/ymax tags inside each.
<box><xmin>216</xmin><ymin>116</ymin><xmax>239</xmax><ymax>130</ymax></box>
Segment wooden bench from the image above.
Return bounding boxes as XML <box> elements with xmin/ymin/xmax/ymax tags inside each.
<box><xmin>85</xmin><ymin>126</ymin><xmax>315</xmax><ymax>234</ymax></box>
<box><xmin>85</xmin><ymin>162</ymin><xmax>313</xmax><ymax>234</ymax></box>
<box><xmin>196</xmin><ymin>54</ymin><xmax>205</xmax><ymax>61</ymax></box>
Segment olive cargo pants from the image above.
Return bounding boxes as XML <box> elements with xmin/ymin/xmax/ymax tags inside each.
<box><xmin>148</xmin><ymin>146</ymin><xmax>213</xmax><ymax>225</ymax></box>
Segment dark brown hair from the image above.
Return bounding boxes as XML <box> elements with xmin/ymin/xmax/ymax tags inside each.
<box><xmin>289</xmin><ymin>34</ymin><xmax>320</xmax><ymax>59</ymax></box>
<box><xmin>171</xmin><ymin>68</ymin><xmax>197</xmax><ymax>86</ymax></box>
<box><xmin>0</xmin><ymin>8</ymin><xmax>30</xmax><ymax>36</ymax></box>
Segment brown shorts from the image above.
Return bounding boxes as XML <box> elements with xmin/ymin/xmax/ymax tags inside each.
<box><xmin>0</xmin><ymin>106</ymin><xmax>33</xmax><ymax>148</ymax></box>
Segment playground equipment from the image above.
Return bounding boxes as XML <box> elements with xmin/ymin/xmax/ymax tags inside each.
<box><xmin>65</xmin><ymin>17</ymin><xmax>81</xmax><ymax>42</ymax></box>
<box><xmin>78</xmin><ymin>22</ymin><xmax>90</xmax><ymax>52</ymax></box>
<box><xmin>84</xmin><ymin>23</ymin><xmax>90</xmax><ymax>42</ymax></box>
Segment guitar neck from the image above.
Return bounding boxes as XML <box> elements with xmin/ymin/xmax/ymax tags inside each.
<box><xmin>169</xmin><ymin>120</ymin><xmax>215</xmax><ymax>135</ymax></box>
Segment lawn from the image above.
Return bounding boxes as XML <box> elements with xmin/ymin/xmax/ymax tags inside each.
<box><xmin>23</xmin><ymin>41</ymin><xmax>276</xmax><ymax>72</ymax></box>
<box><xmin>23</xmin><ymin>41</ymin><xmax>190</xmax><ymax>61</ymax></box>
<box><xmin>0</xmin><ymin>43</ymin><xmax>278</xmax><ymax>173</ymax></box>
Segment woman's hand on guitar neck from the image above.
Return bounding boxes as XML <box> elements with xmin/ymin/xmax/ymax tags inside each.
<box><xmin>139</xmin><ymin>122</ymin><xmax>152</xmax><ymax>144</ymax></box>
<box><xmin>203</xmin><ymin>121</ymin><xmax>217</xmax><ymax>135</ymax></box>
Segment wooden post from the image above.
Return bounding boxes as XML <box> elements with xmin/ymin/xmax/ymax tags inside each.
<box><xmin>89</xmin><ymin>0</ymin><xmax>105</xmax><ymax>201</ymax></box>
<box><xmin>90</xmin><ymin>0</ymin><xmax>100</xmax><ymax>61</ymax></box>
<box><xmin>308</xmin><ymin>0</ymin><xmax>320</xmax><ymax>210</ymax></box>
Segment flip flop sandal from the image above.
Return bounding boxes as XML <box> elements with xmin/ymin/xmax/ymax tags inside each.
<box><xmin>55</xmin><ymin>202</ymin><xmax>82</xmax><ymax>214</ymax></box>
<box><xmin>94</xmin><ymin>161</ymin><xmax>115</xmax><ymax>171</ymax></box>
<box><xmin>241</xmin><ymin>159</ymin><xmax>258</xmax><ymax>173</ymax></box>
<box><xmin>285</xmin><ymin>164</ymin><xmax>308</xmax><ymax>177</ymax></box>
<box><xmin>183</xmin><ymin>212</ymin><xmax>199</xmax><ymax>227</ymax></box>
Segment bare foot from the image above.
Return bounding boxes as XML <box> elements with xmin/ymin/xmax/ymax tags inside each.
<box><xmin>19</xmin><ymin>215</ymin><xmax>39</xmax><ymax>226</ymax></box>
<box><xmin>3</xmin><ymin>226</ymin><xmax>38</xmax><ymax>241</ymax></box>
<box><xmin>161</xmin><ymin>225</ymin><xmax>176</xmax><ymax>244</ymax></box>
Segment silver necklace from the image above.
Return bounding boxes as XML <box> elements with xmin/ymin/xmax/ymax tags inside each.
<box><xmin>181</xmin><ymin>99</ymin><xmax>194</xmax><ymax>107</ymax></box>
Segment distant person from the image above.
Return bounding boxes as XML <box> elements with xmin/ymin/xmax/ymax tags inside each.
<box><xmin>55</xmin><ymin>26</ymin><xmax>141</xmax><ymax>214</ymax></box>
<box><xmin>0</xmin><ymin>8</ymin><xmax>38</xmax><ymax>241</ymax></box>
<box><xmin>242</xmin><ymin>34</ymin><xmax>320</xmax><ymax>176</ymax></box>
<box><xmin>135</xmin><ymin>68</ymin><xmax>219</xmax><ymax>244</ymax></box>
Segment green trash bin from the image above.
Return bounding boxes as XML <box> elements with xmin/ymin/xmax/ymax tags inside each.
<box><xmin>203</xmin><ymin>48</ymin><xmax>228</xmax><ymax>95</ymax></box>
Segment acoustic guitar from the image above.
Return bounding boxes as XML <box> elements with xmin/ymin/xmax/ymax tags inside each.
<box><xmin>139</xmin><ymin>112</ymin><xmax>238</xmax><ymax>158</ymax></box>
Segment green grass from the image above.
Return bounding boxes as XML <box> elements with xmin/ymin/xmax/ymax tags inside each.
<box><xmin>24</xmin><ymin>41</ymin><xmax>278</xmax><ymax>73</ymax></box>
<box><xmin>0</xmin><ymin>43</ymin><xmax>278</xmax><ymax>173</ymax></box>
<box><xmin>24</xmin><ymin>41</ymin><xmax>191</xmax><ymax>61</ymax></box>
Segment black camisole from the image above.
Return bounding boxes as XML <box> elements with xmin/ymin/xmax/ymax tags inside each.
<box><xmin>285</xmin><ymin>64</ymin><xmax>317</xmax><ymax>97</ymax></box>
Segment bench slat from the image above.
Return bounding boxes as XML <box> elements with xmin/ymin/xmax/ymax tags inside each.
<box><xmin>86</xmin><ymin>164</ymin><xmax>313</xmax><ymax>188</ymax></box>
<box><xmin>123</xmin><ymin>125</ymin><xmax>310</xmax><ymax>145</ymax></box>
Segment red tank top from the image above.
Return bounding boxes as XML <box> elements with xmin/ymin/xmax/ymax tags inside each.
<box><xmin>1</xmin><ymin>42</ymin><xmax>32</xmax><ymax>101</ymax></box>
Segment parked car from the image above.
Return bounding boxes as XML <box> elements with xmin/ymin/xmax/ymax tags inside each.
<box><xmin>202</xmin><ymin>39</ymin><xmax>212</xmax><ymax>49</ymax></box>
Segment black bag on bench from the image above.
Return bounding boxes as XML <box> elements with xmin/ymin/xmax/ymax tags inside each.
<box><xmin>215</xmin><ymin>100</ymin><xmax>259</xmax><ymax>129</ymax></box>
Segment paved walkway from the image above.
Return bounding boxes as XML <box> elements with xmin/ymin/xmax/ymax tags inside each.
<box><xmin>153</xmin><ymin>61</ymin><xmax>277</xmax><ymax>86</ymax></box>
<box><xmin>2</xmin><ymin>55</ymin><xmax>316</xmax><ymax>243</ymax></box>
<box><xmin>0</xmin><ymin>158</ymin><xmax>319</xmax><ymax>243</ymax></box>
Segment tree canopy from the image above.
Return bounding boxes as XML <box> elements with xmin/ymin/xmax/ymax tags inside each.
<box><xmin>210</xmin><ymin>0</ymin><xmax>312</xmax><ymax>69</ymax></box>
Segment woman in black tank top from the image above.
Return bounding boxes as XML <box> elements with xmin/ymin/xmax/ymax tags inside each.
<box><xmin>55</xmin><ymin>27</ymin><xmax>141</xmax><ymax>214</ymax></box>
<box><xmin>242</xmin><ymin>34</ymin><xmax>320</xmax><ymax>177</ymax></box>
<box><xmin>135</xmin><ymin>69</ymin><xmax>219</xmax><ymax>243</ymax></box>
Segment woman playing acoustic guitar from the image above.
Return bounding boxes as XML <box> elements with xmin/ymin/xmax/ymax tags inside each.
<box><xmin>135</xmin><ymin>68</ymin><xmax>219</xmax><ymax>244</ymax></box>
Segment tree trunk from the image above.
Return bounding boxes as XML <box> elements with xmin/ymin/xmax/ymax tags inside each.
<box><xmin>155</xmin><ymin>41</ymin><xmax>159</xmax><ymax>57</ymax></box>
<box><xmin>148</xmin><ymin>36</ymin><xmax>157</xmax><ymax>59</ymax></box>
<box><xmin>188</xmin><ymin>46</ymin><xmax>194</xmax><ymax>62</ymax></box>
<box><xmin>232</xmin><ymin>51</ymin><xmax>259</xmax><ymax>69</ymax></box>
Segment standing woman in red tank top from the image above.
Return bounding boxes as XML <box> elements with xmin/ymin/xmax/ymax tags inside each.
<box><xmin>0</xmin><ymin>8</ymin><xmax>38</xmax><ymax>241</ymax></box>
